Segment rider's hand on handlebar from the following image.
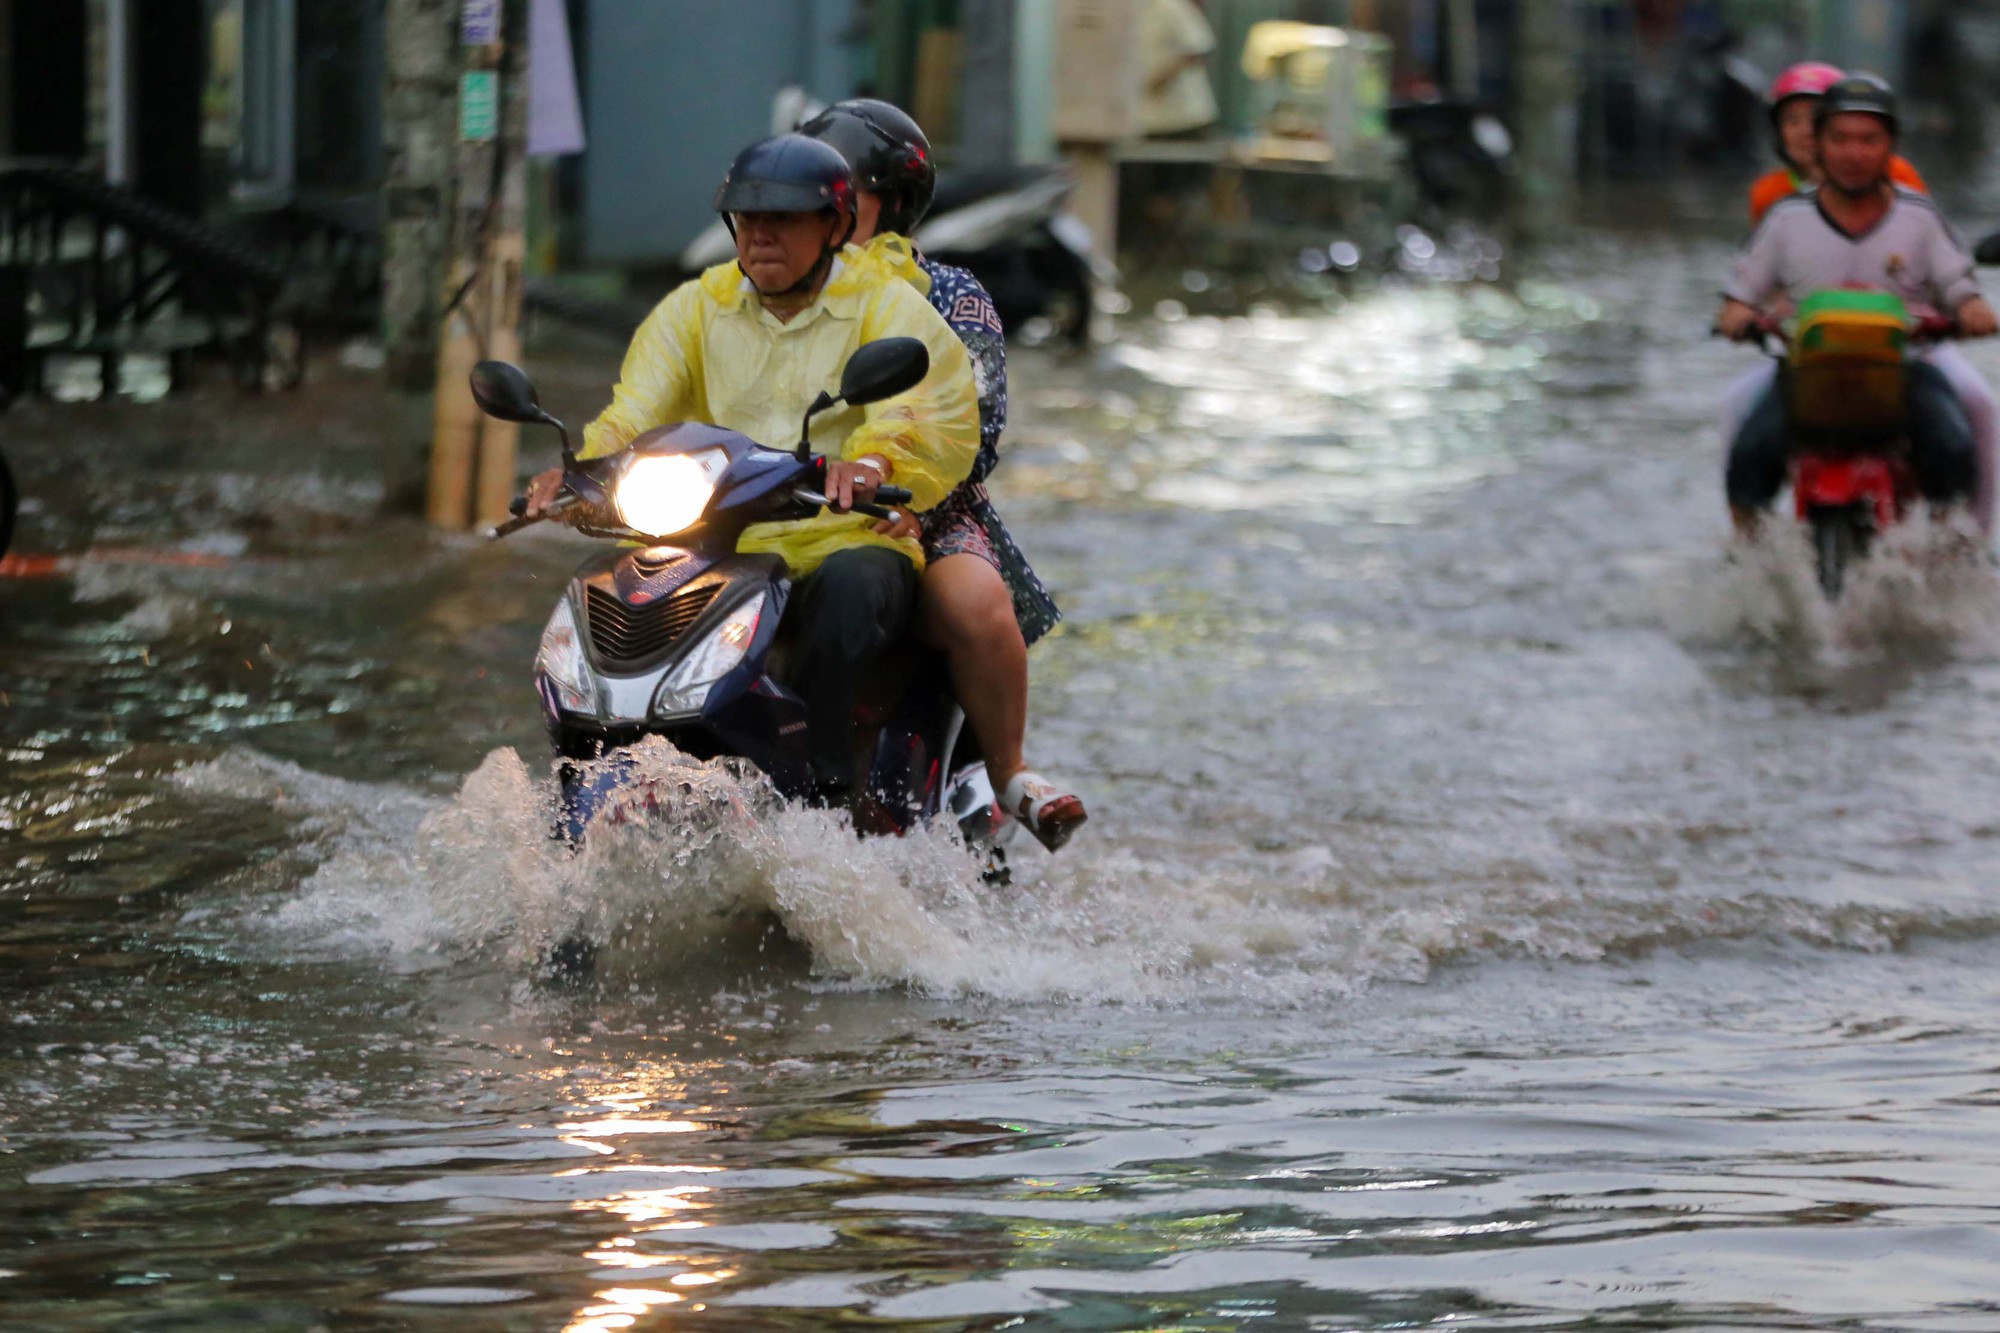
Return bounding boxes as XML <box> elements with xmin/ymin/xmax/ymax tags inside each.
<box><xmin>824</xmin><ymin>456</ymin><xmax>888</xmax><ymax>513</ymax></box>
<box><xmin>524</xmin><ymin>466</ymin><xmax>566</xmax><ymax>518</ymax></box>
<box><xmin>1956</xmin><ymin>295</ymin><xmax>1998</xmax><ymax>339</ymax></box>
<box><xmin>1715</xmin><ymin>298</ymin><xmax>1763</xmax><ymax>342</ymax></box>
<box><xmin>871</xmin><ymin>506</ymin><xmax>922</xmax><ymax>540</ymax></box>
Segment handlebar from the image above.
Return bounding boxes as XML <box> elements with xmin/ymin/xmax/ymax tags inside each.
<box><xmin>491</xmin><ymin>465</ymin><xmax>920</xmax><ymax>542</ymax></box>
<box><xmin>1911</xmin><ymin>313</ymin><xmax>1960</xmax><ymax>343</ymax></box>
<box><xmin>791</xmin><ymin>486</ymin><xmax>913</xmax><ymax>522</ymax></box>
<box><xmin>1714</xmin><ymin>313</ymin><xmax>1961</xmax><ymax>348</ymax></box>
<box><xmin>491</xmin><ymin>493</ymin><xmax>579</xmax><ymax>539</ymax></box>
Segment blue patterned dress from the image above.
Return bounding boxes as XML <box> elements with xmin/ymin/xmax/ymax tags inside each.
<box><xmin>916</xmin><ymin>256</ymin><xmax>1062</xmax><ymax>645</ymax></box>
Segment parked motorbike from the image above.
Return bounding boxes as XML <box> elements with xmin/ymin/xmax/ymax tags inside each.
<box><xmin>473</xmin><ymin>339</ymin><xmax>1014</xmax><ymax>867</ymax></box>
<box><xmin>1730</xmin><ymin>291</ymin><xmax>1957</xmax><ymax>597</ymax></box>
<box><xmin>1387</xmin><ymin>98</ymin><xmax>1512</xmax><ymax>216</ymax></box>
<box><xmin>680</xmin><ymin>164</ymin><xmax>1113</xmax><ymax>347</ymax></box>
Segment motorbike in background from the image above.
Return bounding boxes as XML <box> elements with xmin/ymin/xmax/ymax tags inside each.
<box><xmin>1387</xmin><ymin>98</ymin><xmax>1513</xmax><ymax>216</ymax></box>
<box><xmin>474</xmin><ymin>338</ymin><xmax>1014</xmax><ymax>866</ymax></box>
<box><xmin>1731</xmin><ymin>291</ymin><xmax>1958</xmax><ymax>598</ymax></box>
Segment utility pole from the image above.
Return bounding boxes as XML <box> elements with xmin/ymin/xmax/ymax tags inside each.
<box><xmin>1508</xmin><ymin>0</ymin><xmax>1577</xmax><ymax>245</ymax></box>
<box><xmin>382</xmin><ymin>0</ymin><xmax>455</xmax><ymax>393</ymax></box>
<box><xmin>423</xmin><ymin>0</ymin><xmax>529</xmax><ymax>531</ymax></box>
<box><xmin>959</xmin><ymin>0</ymin><xmax>1016</xmax><ymax>169</ymax></box>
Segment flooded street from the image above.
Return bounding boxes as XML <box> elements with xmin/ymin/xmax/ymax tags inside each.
<box><xmin>10</xmin><ymin>227</ymin><xmax>2000</xmax><ymax>1330</ymax></box>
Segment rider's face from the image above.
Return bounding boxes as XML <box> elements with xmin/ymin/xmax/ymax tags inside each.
<box><xmin>1817</xmin><ymin>113</ymin><xmax>1893</xmax><ymax>194</ymax></box>
<box><xmin>732</xmin><ymin>210</ymin><xmax>841</xmax><ymax>292</ymax></box>
<box><xmin>1777</xmin><ymin>99</ymin><xmax>1818</xmax><ymax>171</ymax></box>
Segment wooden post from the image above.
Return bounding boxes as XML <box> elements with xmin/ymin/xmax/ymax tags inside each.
<box><xmin>425</xmin><ymin>0</ymin><xmax>528</xmax><ymax>531</ymax></box>
<box><xmin>473</xmin><ymin>229</ymin><xmax>525</xmax><ymax>526</ymax></box>
<box><xmin>425</xmin><ymin>256</ymin><xmax>480</xmax><ymax>528</ymax></box>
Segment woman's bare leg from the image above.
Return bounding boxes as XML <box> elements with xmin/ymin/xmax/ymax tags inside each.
<box><xmin>920</xmin><ymin>552</ymin><xmax>1029</xmax><ymax>787</ymax></box>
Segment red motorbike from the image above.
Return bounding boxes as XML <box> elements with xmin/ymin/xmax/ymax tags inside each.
<box><xmin>1731</xmin><ymin>300</ymin><xmax>1955</xmax><ymax>597</ymax></box>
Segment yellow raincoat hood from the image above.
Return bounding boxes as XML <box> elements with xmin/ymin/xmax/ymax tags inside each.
<box><xmin>578</xmin><ymin>244</ymin><xmax>979</xmax><ymax>576</ymax></box>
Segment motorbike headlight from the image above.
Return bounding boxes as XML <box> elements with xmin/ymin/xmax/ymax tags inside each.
<box><xmin>652</xmin><ymin>592</ymin><xmax>767</xmax><ymax>719</ymax></box>
<box><xmin>614</xmin><ymin>453</ymin><xmax>719</xmax><ymax>537</ymax></box>
<box><xmin>536</xmin><ymin>595</ymin><xmax>594</xmax><ymax>713</ymax></box>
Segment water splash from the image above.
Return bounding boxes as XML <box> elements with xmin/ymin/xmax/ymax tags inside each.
<box><xmin>1671</xmin><ymin>513</ymin><xmax>2000</xmax><ymax>661</ymax></box>
<box><xmin>169</xmin><ymin>729</ymin><xmax>2000</xmax><ymax>1012</ymax></box>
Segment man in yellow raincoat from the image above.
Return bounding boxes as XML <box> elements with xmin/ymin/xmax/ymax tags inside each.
<box><xmin>524</xmin><ymin>134</ymin><xmax>980</xmax><ymax>802</ymax></box>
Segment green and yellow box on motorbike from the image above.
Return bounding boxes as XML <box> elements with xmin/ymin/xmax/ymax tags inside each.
<box><xmin>1788</xmin><ymin>289</ymin><xmax>1910</xmax><ymax>432</ymax></box>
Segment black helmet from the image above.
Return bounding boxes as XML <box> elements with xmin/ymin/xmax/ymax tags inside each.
<box><xmin>797</xmin><ymin>99</ymin><xmax>937</xmax><ymax>236</ymax></box>
<box><xmin>1814</xmin><ymin>74</ymin><xmax>1899</xmax><ymax>135</ymax></box>
<box><xmin>714</xmin><ymin>134</ymin><xmax>856</xmax><ymax>220</ymax></box>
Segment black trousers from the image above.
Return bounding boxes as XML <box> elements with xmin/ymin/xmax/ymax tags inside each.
<box><xmin>1727</xmin><ymin>360</ymin><xmax>1978</xmax><ymax>508</ymax></box>
<box><xmin>781</xmin><ymin>545</ymin><xmax>919</xmax><ymax>791</ymax></box>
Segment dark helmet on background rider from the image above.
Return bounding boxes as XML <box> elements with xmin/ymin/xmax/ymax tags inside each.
<box><xmin>713</xmin><ymin>134</ymin><xmax>856</xmax><ymax>293</ymax></box>
<box><xmin>1813</xmin><ymin>74</ymin><xmax>1899</xmax><ymax>136</ymax></box>
<box><xmin>796</xmin><ymin>99</ymin><xmax>938</xmax><ymax>236</ymax></box>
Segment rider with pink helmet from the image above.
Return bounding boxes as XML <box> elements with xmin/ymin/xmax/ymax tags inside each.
<box><xmin>1750</xmin><ymin>62</ymin><xmax>1926</xmax><ymax>224</ymax></box>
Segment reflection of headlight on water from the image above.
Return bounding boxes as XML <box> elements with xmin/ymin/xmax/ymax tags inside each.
<box><xmin>614</xmin><ymin>455</ymin><xmax>715</xmax><ymax>536</ymax></box>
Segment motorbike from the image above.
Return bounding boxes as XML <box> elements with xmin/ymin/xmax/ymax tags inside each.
<box><xmin>679</xmin><ymin>163</ymin><xmax>1113</xmax><ymax>348</ymax></box>
<box><xmin>1386</xmin><ymin>98</ymin><xmax>1512</xmax><ymax>217</ymax></box>
<box><xmin>472</xmin><ymin>338</ymin><xmax>1015</xmax><ymax>870</ymax></box>
<box><xmin>1731</xmin><ymin>291</ymin><xmax>1955</xmax><ymax>598</ymax></box>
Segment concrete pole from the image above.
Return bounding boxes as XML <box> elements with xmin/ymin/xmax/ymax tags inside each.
<box><xmin>426</xmin><ymin>0</ymin><xmax>528</xmax><ymax>531</ymax></box>
<box><xmin>381</xmin><ymin>0</ymin><xmax>456</xmax><ymax>391</ymax></box>
<box><xmin>1447</xmin><ymin>0</ymin><xmax>1480</xmax><ymax>100</ymax></box>
<box><xmin>1014</xmin><ymin>0</ymin><xmax>1056</xmax><ymax>164</ymax></box>
<box><xmin>1508</xmin><ymin>0</ymin><xmax>1578</xmax><ymax>245</ymax></box>
<box><xmin>958</xmin><ymin>0</ymin><xmax>1016</xmax><ymax>168</ymax></box>
<box><xmin>472</xmin><ymin>11</ymin><xmax>529</xmax><ymax>529</ymax></box>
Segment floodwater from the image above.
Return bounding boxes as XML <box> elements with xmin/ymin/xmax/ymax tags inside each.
<box><xmin>9</xmin><ymin>226</ymin><xmax>2000</xmax><ymax>1332</ymax></box>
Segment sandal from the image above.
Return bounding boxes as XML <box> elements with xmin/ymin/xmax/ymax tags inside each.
<box><xmin>1000</xmin><ymin>771</ymin><xmax>1089</xmax><ymax>853</ymax></box>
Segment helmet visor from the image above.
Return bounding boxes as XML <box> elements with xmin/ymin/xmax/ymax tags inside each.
<box><xmin>714</xmin><ymin>178</ymin><xmax>839</xmax><ymax>216</ymax></box>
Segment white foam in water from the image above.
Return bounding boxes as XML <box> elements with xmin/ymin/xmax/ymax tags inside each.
<box><xmin>176</xmin><ymin>675</ymin><xmax>2000</xmax><ymax>1006</ymax></box>
<box><xmin>1669</xmin><ymin>512</ymin><xmax>2000</xmax><ymax>661</ymax></box>
<box><xmin>177</xmin><ymin>740</ymin><xmax>1380</xmax><ymax>1002</ymax></box>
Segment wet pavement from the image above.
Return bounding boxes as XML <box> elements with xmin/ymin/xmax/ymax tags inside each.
<box><xmin>8</xmin><ymin>219</ymin><xmax>2000</xmax><ymax>1330</ymax></box>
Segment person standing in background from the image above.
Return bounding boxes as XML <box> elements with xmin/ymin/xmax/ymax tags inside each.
<box><xmin>1140</xmin><ymin>0</ymin><xmax>1220</xmax><ymax>137</ymax></box>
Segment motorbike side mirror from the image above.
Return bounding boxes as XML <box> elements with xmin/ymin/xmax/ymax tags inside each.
<box><xmin>1977</xmin><ymin>231</ymin><xmax>2000</xmax><ymax>266</ymax></box>
<box><xmin>469</xmin><ymin>361</ymin><xmax>555</xmax><ymax>425</ymax></box>
<box><xmin>470</xmin><ymin>360</ymin><xmax>574</xmax><ymax>463</ymax></box>
<box><xmin>793</xmin><ymin>340</ymin><xmax>931</xmax><ymax>460</ymax></box>
<box><xmin>839</xmin><ymin>337</ymin><xmax>930</xmax><ymax>407</ymax></box>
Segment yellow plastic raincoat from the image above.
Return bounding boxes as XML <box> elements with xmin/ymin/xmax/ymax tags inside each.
<box><xmin>862</xmin><ymin>233</ymin><xmax>931</xmax><ymax>295</ymax></box>
<box><xmin>579</xmin><ymin>246</ymin><xmax>980</xmax><ymax>577</ymax></box>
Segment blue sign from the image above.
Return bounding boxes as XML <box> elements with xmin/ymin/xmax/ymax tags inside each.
<box><xmin>462</xmin><ymin>0</ymin><xmax>500</xmax><ymax>45</ymax></box>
